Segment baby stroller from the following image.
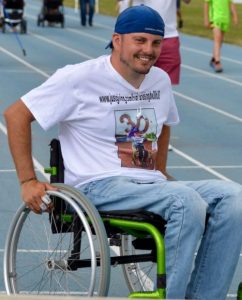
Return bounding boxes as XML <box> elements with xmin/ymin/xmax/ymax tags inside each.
<box><xmin>37</xmin><ymin>0</ymin><xmax>64</xmax><ymax>28</ymax></box>
<box><xmin>0</xmin><ymin>0</ymin><xmax>27</xmax><ymax>33</ymax></box>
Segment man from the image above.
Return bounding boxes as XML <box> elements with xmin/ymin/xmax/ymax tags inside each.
<box><xmin>4</xmin><ymin>5</ymin><xmax>242</xmax><ymax>300</ymax></box>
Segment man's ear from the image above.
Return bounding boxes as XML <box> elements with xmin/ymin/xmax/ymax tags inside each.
<box><xmin>112</xmin><ymin>33</ymin><xmax>122</xmax><ymax>50</ymax></box>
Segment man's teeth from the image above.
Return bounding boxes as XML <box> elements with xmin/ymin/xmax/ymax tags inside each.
<box><xmin>139</xmin><ymin>56</ymin><xmax>150</xmax><ymax>61</ymax></box>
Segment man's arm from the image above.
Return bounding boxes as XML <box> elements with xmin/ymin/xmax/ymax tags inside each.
<box><xmin>155</xmin><ymin>125</ymin><xmax>174</xmax><ymax>180</ymax></box>
<box><xmin>4</xmin><ymin>99</ymin><xmax>56</xmax><ymax>213</ymax></box>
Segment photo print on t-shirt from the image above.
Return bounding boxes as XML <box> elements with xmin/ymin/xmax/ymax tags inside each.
<box><xmin>115</xmin><ymin>108</ymin><xmax>158</xmax><ymax>169</ymax></box>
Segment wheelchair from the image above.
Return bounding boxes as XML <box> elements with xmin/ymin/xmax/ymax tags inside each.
<box><xmin>3</xmin><ymin>139</ymin><xmax>167</xmax><ymax>298</ymax></box>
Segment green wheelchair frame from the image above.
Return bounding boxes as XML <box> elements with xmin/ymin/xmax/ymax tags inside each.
<box><xmin>3</xmin><ymin>138</ymin><xmax>165</xmax><ymax>298</ymax></box>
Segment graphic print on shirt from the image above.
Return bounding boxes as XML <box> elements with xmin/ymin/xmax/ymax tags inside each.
<box><xmin>115</xmin><ymin>108</ymin><xmax>158</xmax><ymax>169</ymax></box>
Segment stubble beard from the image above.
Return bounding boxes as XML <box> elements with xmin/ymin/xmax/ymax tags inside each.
<box><xmin>120</xmin><ymin>54</ymin><xmax>153</xmax><ymax>75</ymax></box>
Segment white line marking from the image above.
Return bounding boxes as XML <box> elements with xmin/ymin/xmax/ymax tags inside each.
<box><xmin>0</xmin><ymin>46</ymin><xmax>49</xmax><ymax>78</ymax></box>
<box><xmin>30</xmin><ymin>32</ymin><xmax>93</xmax><ymax>59</ymax></box>
<box><xmin>181</xmin><ymin>45</ymin><xmax>242</xmax><ymax>66</ymax></box>
<box><xmin>181</xmin><ymin>64</ymin><xmax>242</xmax><ymax>87</ymax></box>
<box><xmin>174</xmin><ymin>91</ymin><xmax>242</xmax><ymax>123</ymax></box>
<box><xmin>168</xmin><ymin>165</ymin><xmax>242</xmax><ymax>169</ymax></box>
<box><xmin>170</xmin><ymin>146</ymin><xmax>232</xmax><ymax>181</ymax></box>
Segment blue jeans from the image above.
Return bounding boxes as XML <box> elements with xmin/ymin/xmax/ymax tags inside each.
<box><xmin>79</xmin><ymin>0</ymin><xmax>95</xmax><ymax>26</ymax></box>
<box><xmin>79</xmin><ymin>177</ymin><xmax>242</xmax><ymax>300</ymax></box>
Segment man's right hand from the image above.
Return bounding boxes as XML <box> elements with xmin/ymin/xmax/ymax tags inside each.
<box><xmin>21</xmin><ymin>180</ymin><xmax>58</xmax><ymax>214</ymax></box>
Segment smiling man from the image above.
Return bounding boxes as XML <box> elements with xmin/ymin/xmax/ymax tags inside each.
<box><xmin>106</xmin><ymin>5</ymin><xmax>165</xmax><ymax>87</ymax></box>
<box><xmin>4</xmin><ymin>5</ymin><xmax>242</xmax><ymax>300</ymax></box>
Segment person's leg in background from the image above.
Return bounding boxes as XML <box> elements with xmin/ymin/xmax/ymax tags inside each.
<box><xmin>210</xmin><ymin>26</ymin><xmax>224</xmax><ymax>72</ymax></box>
<box><xmin>88</xmin><ymin>0</ymin><xmax>95</xmax><ymax>26</ymax></box>
<box><xmin>155</xmin><ymin>37</ymin><xmax>181</xmax><ymax>85</ymax></box>
<box><xmin>154</xmin><ymin>37</ymin><xmax>181</xmax><ymax>150</ymax></box>
<box><xmin>79</xmin><ymin>0</ymin><xmax>87</xmax><ymax>26</ymax></box>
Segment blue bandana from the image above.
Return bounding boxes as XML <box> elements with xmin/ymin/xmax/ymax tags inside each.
<box><xmin>106</xmin><ymin>5</ymin><xmax>165</xmax><ymax>49</ymax></box>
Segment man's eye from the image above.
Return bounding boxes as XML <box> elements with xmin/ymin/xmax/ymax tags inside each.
<box><xmin>154</xmin><ymin>41</ymin><xmax>162</xmax><ymax>46</ymax></box>
<box><xmin>135</xmin><ymin>38</ymin><xmax>145</xmax><ymax>43</ymax></box>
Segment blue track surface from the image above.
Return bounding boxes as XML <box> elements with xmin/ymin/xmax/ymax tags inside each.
<box><xmin>0</xmin><ymin>0</ymin><xmax>242</xmax><ymax>298</ymax></box>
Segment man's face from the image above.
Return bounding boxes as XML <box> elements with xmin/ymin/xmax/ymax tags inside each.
<box><xmin>116</xmin><ymin>33</ymin><xmax>163</xmax><ymax>76</ymax></box>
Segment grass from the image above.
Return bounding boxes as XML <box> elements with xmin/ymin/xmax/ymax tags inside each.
<box><xmin>64</xmin><ymin>0</ymin><xmax>242</xmax><ymax>47</ymax></box>
<box><xmin>181</xmin><ymin>0</ymin><xmax>242</xmax><ymax>47</ymax></box>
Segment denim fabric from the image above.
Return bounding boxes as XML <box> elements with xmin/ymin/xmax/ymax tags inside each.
<box><xmin>79</xmin><ymin>177</ymin><xmax>242</xmax><ymax>300</ymax></box>
<box><xmin>79</xmin><ymin>0</ymin><xmax>95</xmax><ymax>26</ymax></box>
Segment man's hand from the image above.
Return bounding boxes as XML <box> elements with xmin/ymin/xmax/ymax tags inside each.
<box><xmin>21</xmin><ymin>180</ymin><xmax>57</xmax><ymax>214</ymax></box>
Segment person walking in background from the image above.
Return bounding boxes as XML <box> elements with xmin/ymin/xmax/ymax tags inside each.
<box><xmin>79</xmin><ymin>0</ymin><xmax>95</xmax><ymax>26</ymax></box>
<box><xmin>204</xmin><ymin>0</ymin><xmax>238</xmax><ymax>73</ymax></box>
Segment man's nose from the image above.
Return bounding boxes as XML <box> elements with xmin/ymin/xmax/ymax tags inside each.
<box><xmin>142</xmin><ymin>42</ymin><xmax>154</xmax><ymax>54</ymax></box>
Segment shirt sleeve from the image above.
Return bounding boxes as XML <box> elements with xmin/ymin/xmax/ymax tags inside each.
<box><xmin>21</xmin><ymin>66</ymin><xmax>78</xmax><ymax>131</ymax></box>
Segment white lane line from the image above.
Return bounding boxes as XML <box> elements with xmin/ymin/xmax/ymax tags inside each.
<box><xmin>168</xmin><ymin>165</ymin><xmax>242</xmax><ymax>169</ymax></box>
<box><xmin>181</xmin><ymin>64</ymin><xmax>242</xmax><ymax>88</ymax></box>
<box><xmin>0</xmin><ymin>122</ymin><xmax>7</xmax><ymax>135</ymax></box>
<box><xmin>66</xmin><ymin>27</ymin><xmax>109</xmax><ymax>43</ymax></box>
<box><xmin>0</xmin><ymin>169</ymin><xmax>42</xmax><ymax>173</ymax></box>
<box><xmin>174</xmin><ymin>91</ymin><xmax>242</xmax><ymax>122</ymax></box>
<box><xmin>181</xmin><ymin>45</ymin><xmax>242</xmax><ymax>66</ymax></box>
<box><xmin>170</xmin><ymin>146</ymin><xmax>232</xmax><ymax>182</ymax></box>
<box><xmin>0</xmin><ymin>46</ymin><xmax>49</xmax><ymax>78</ymax></box>
<box><xmin>29</xmin><ymin>32</ymin><xmax>93</xmax><ymax>59</ymax></box>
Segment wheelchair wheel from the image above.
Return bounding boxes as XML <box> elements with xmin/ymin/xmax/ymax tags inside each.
<box><xmin>120</xmin><ymin>235</ymin><xmax>156</xmax><ymax>292</ymax></box>
<box><xmin>4</xmin><ymin>184</ymin><xmax>110</xmax><ymax>296</ymax></box>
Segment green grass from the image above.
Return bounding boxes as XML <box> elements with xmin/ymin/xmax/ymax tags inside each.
<box><xmin>181</xmin><ymin>0</ymin><xmax>242</xmax><ymax>47</ymax></box>
<box><xmin>64</xmin><ymin>0</ymin><xmax>242</xmax><ymax>47</ymax></box>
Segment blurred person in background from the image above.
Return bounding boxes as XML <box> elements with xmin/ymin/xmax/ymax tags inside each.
<box><xmin>204</xmin><ymin>0</ymin><xmax>238</xmax><ymax>73</ymax></box>
<box><xmin>79</xmin><ymin>0</ymin><xmax>95</xmax><ymax>26</ymax></box>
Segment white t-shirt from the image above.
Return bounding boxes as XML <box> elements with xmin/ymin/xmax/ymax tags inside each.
<box><xmin>133</xmin><ymin>0</ymin><xmax>178</xmax><ymax>38</ymax></box>
<box><xmin>22</xmin><ymin>55</ymin><xmax>179</xmax><ymax>188</ymax></box>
